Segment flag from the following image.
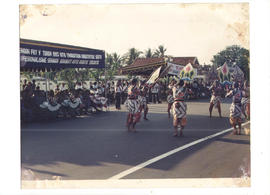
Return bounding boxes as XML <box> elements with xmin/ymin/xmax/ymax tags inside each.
<box><xmin>218</xmin><ymin>62</ymin><xmax>230</xmax><ymax>82</ymax></box>
<box><xmin>146</xmin><ymin>66</ymin><xmax>162</xmax><ymax>84</ymax></box>
<box><xmin>179</xmin><ymin>63</ymin><xmax>195</xmax><ymax>79</ymax></box>
<box><xmin>221</xmin><ymin>62</ymin><xmax>229</xmax><ymax>76</ymax></box>
<box><xmin>232</xmin><ymin>65</ymin><xmax>244</xmax><ymax>82</ymax></box>
<box><xmin>159</xmin><ymin>63</ymin><xmax>172</xmax><ymax>78</ymax></box>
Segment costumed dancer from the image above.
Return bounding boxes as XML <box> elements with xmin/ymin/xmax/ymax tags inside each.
<box><xmin>172</xmin><ymin>80</ymin><xmax>187</xmax><ymax>137</ymax></box>
<box><xmin>226</xmin><ymin>82</ymin><xmax>245</xmax><ymax>135</ymax></box>
<box><xmin>125</xmin><ymin>78</ymin><xmax>141</xmax><ymax>132</ymax></box>
<box><xmin>241</xmin><ymin>80</ymin><xmax>250</xmax><ymax>120</ymax></box>
<box><xmin>209</xmin><ymin>80</ymin><xmax>223</xmax><ymax>118</ymax></box>
<box><xmin>167</xmin><ymin>89</ymin><xmax>174</xmax><ymax>118</ymax></box>
<box><xmin>138</xmin><ymin>80</ymin><xmax>149</xmax><ymax>120</ymax></box>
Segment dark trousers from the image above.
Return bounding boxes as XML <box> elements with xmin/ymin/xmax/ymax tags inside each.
<box><xmin>152</xmin><ymin>93</ymin><xmax>158</xmax><ymax>103</ymax></box>
<box><xmin>115</xmin><ymin>92</ymin><xmax>121</xmax><ymax>109</ymax></box>
<box><xmin>121</xmin><ymin>92</ymin><xmax>127</xmax><ymax>104</ymax></box>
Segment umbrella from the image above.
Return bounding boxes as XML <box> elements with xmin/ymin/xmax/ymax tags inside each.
<box><xmin>222</xmin><ymin>80</ymin><xmax>231</xmax><ymax>85</ymax></box>
<box><xmin>181</xmin><ymin>77</ymin><xmax>192</xmax><ymax>81</ymax></box>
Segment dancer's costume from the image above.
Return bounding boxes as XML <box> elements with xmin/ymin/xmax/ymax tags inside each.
<box><xmin>209</xmin><ymin>83</ymin><xmax>223</xmax><ymax>108</ymax></box>
<box><xmin>167</xmin><ymin>94</ymin><xmax>174</xmax><ymax>114</ymax></box>
<box><xmin>228</xmin><ymin>88</ymin><xmax>244</xmax><ymax>125</ymax></box>
<box><xmin>172</xmin><ymin>86</ymin><xmax>187</xmax><ymax>127</ymax></box>
<box><xmin>125</xmin><ymin>84</ymin><xmax>141</xmax><ymax>124</ymax></box>
<box><xmin>138</xmin><ymin>84</ymin><xmax>149</xmax><ymax>110</ymax></box>
<box><xmin>241</xmin><ymin>85</ymin><xmax>250</xmax><ymax>118</ymax></box>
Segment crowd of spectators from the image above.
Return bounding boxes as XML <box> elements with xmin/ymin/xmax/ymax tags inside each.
<box><xmin>21</xmin><ymin>78</ymin><xmax>216</xmax><ymax>123</ymax></box>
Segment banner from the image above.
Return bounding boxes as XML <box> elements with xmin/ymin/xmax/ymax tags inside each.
<box><xmin>179</xmin><ymin>63</ymin><xmax>195</xmax><ymax>79</ymax></box>
<box><xmin>20</xmin><ymin>39</ymin><xmax>105</xmax><ymax>70</ymax></box>
<box><xmin>167</xmin><ymin>62</ymin><xmax>184</xmax><ymax>76</ymax></box>
<box><xmin>146</xmin><ymin>66</ymin><xmax>162</xmax><ymax>84</ymax></box>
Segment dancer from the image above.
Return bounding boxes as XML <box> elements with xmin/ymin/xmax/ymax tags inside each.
<box><xmin>209</xmin><ymin>80</ymin><xmax>223</xmax><ymax>118</ymax></box>
<box><xmin>226</xmin><ymin>82</ymin><xmax>245</xmax><ymax>135</ymax></box>
<box><xmin>172</xmin><ymin>80</ymin><xmax>187</xmax><ymax>137</ymax></box>
<box><xmin>138</xmin><ymin>80</ymin><xmax>149</xmax><ymax>120</ymax></box>
<box><xmin>125</xmin><ymin>78</ymin><xmax>140</xmax><ymax>132</ymax></box>
<box><xmin>167</xmin><ymin>89</ymin><xmax>174</xmax><ymax>118</ymax></box>
<box><xmin>241</xmin><ymin>80</ymin><xmax>250</xmax><ymax>120</ymax></box>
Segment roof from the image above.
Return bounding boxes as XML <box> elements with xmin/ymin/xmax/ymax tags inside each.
<box><xmin>125</xmin><ymin>57</ymin><xmax>198</xmax><ymax>68</ymax></box>
<box><xmin>171</xmin><ymin>57</ymin><xmax>199</xmax><ymax>68</ymax></box>
<box><xmin>127</xmin><ymin>57</ymin><xmax>165</xmax><ymax>68</ymax></box>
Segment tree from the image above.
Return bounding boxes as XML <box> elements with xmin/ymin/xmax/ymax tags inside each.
<box><xmin>211</xmin><ymin>45</ymin><xmax>250</xmax><ymax>80</ymax></box>
<box><xmin>144</xmin><ymin>48</ymin><xmax>154</xmax><ymax>58</ymax></box>
<box><xmin>154</xmin><ymin>45</ymin><xmax>167</xmax><ymax>57</ymax></box>
<box><xmin>104</xmin><ymin>52</ymin><xmax>123</xmax><ymax>80</ymax></box>
<box><xmin>123</xmin><ymin>48</ymin><xmax>142</xmax><ymax>65</ymax></box>
<box><xmin>56</xmin><ymin>69</ymin><xmax>76</xmax><ymax>89</ymax></box>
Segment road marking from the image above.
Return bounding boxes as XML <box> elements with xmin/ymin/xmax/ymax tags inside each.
<box><xmin>108</xmin><ymin>121</ymin><xmax>250</xmax><ymax>180</ymax></box>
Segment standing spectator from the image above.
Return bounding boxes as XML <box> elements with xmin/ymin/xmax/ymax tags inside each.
<box><xmin>157</xmin><ymin>81</ymin><xmax>162</xmax><ymax>103</ymax></box>
<box><xmin>32</xmin><ymin>80</ymin><xmax>36</xmax><ymax>91</ymax></box>
<box><xmin>22</xmin><ymin>79</ymin><xmax>28</xmax><ymax>90</ymax></box>
<box><xmin>115</xmin><ymin>80</ymin><xmax>122</xmax><ymax>110</ymax></box>
<box><xmin>93</xmin><ymin>82</ymin><xmax>98</xmax><ymax>90</ymax></box>
<box><xmin>151</xmin><ymin>83</ymin><xmax>159</xmax><ymax>104</ymax></box>
<box><xmin>192</xmin><ymin>80</ymin><xmax>198</xmax><ymax>99</ymax></box>
<box><xmin>121</xmin><ymin>82</ymin><xmax>128</xmax><ymax>104</ymax></box>
<box><xmin>110</xmin><ymin>81</ymin><xmax>115</xmax><ymax>104</ymax></box>
<box><xmin>55</xmin><ymin>85</ymin><xmax>60</xmax><ymax>95</ymax></box>
<box><xmin>60</xmin><ymin>83</ymin><xmax>67</xmax><ymax>91</ymax></box>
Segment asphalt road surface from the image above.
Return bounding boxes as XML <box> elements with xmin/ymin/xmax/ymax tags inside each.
<box><xmin>21</xmin><ymin>99</ymin><xmax>250</xmax><ymax>180</ymax></box>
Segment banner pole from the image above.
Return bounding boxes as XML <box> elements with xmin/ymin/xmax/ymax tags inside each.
<box><xmin>104</xmin><ymin>57</ymin><xmax>107</xmax><ymax>98</ymax></box>
<box><xmin>45</xmin><ymin>71</ymin><xmax>48</xmax><ymax>101</ymax></box>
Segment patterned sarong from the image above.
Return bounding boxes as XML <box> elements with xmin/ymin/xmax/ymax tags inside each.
<box><xmin>172</xmin><ymin>101</ymin><xmax>187</xmax><ymax>119</ymax></box>
<box><xmin>138</xmin><ymin>95</ymin><xmax>147</xmax><ymax>107</ymax></box>
<box><xmin>125</xmin><ymin>99</ymin><xmax>140</xmax><ymax>114</ymax></box>
<box><xmin>230</xmin><ymin>103</ymin><xmax>242</xmax><ymax>118</ymax></box>
<box><xmin>241</xmin><ymin>97</ymin><xmax>249</xmax><ymax>109</ymax></box>
<box><xmin>210</xmin><ymin>95</ymin><xmax>221</xmax><ymax>108</ymax></box>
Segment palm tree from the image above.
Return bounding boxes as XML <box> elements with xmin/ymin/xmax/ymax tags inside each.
<box><xmin>144</xmin><ymin>48</ymin><xmax>154</xmax><ymax>58</ymax></box>
<box><xmin>154</xmin><ymin>45</ymin><xmax>167</xmax><ymax>57</ymax></box>
<box><xmin>112</xmin><ymin>52</ymin><xmax>123</xmax><ymax>70</ymax></box>
<box><xmin>123</xmin><ymin>48</ymin><xmax>142</xmax><ymax>66</ymax></box>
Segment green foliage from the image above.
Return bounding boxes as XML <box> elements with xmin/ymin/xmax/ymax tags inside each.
<box><xmin>144</xmin><ymin>48</ymin><xmax>154</xmax><ymax>58</ymax></box>
<box><xmin>123</xmin><ymin>48</ymin><xmax>142</xmax><ymax>65</ymax></box>
<box><xmin>211</xmin><ymin>45</ymin><xmax>250</xmax><ymax>81</ymax></box>
<box><xmin>154</xmin><ymin>45</ymin><xmax>167</xmax><ymax>57</ymax></box>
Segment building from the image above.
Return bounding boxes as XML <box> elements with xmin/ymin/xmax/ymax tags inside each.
<box><xmin>120</xmin><ymin>57</ymin><xmax>200</xmax><ymax>76</ymax></box>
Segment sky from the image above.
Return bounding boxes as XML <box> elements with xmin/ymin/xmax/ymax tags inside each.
<box><xmin>20</xmin><ymin>3</ymin><xmax>249</xmax><ymax>65</ymax></box>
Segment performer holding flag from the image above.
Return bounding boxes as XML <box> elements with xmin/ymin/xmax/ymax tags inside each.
<box><xmin>125</xmin><ymin>66</ymin><xmax>163</xmax><ymax>132</ymax></box>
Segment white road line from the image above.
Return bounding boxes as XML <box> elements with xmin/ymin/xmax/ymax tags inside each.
<box><xmin>108</xmin><ymin>121</ymin><xmax>250</xmax><ymax>180</ymax></box>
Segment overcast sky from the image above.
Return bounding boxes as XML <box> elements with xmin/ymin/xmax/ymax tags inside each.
<box><xmin>20</xmin><ymin>3</ymin><xmax>249</xmax><ymax>65</ymax></box>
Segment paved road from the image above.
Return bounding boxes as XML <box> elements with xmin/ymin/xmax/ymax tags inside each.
<box><xmin>21</xmin><ymin>99</ymin><xmax>250</xmax><ymax>180</ymax></box>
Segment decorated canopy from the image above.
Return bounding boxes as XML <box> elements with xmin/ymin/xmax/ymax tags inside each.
<box><xmin>217</xmin><ymin>62</ymin><xmax>231</xmax><ymax>82</ymax></box>
<box><xmin>20</xmin><ymin>39</ymin><xmax>105</xmax><ymax>71</ymax></box>
<box><xmin>179</xmin><ymin>63</ymin><xmax>195</xmax><ymax>80</ymax></box>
